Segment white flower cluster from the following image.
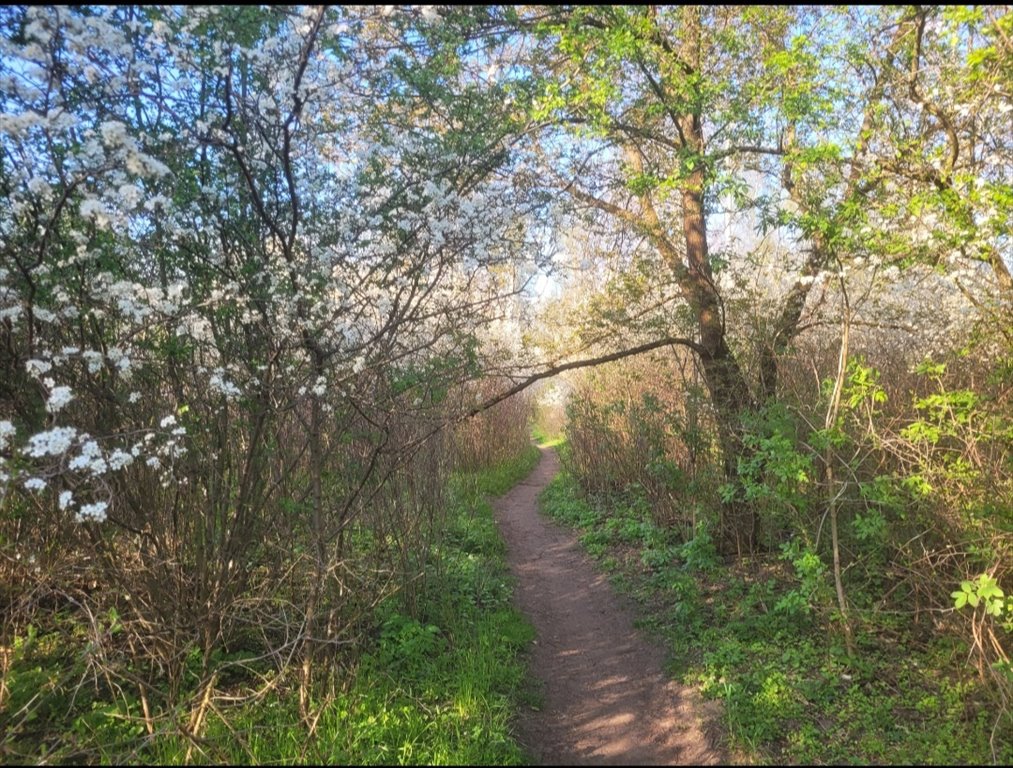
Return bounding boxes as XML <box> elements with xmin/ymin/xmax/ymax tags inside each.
<box><xmin>4</xmin><ymin>407</ymin><xmax>186</xmax><ymax>523</ymax></box>
<box><xmin>25</xmin><ymin>359</ymin><xmax>52</xmax><ymax>377</ymax></box>
<box><xmin>108</xmin><ymin>450</ymin><xmax>134</xmax><ymax>471</ymax></box>
<box><xmin>91</xmin><ymin>275</ymin><xmax>185</xmax><ymax>324</ymax></box>
<box><xmin>46</xmin><ymin>386</ymin><xmax>74</xmax><ymax>413</ymax></box>
<box><xmin>69</xmin><ymin>439</ymin><xmax>107</xmax><ymax>475</ymax></box>
<box><xmin>27</xmin><ymin>427</ymin><xmax>77</xmax><ymax>457</ymax></box>
<box><xmin>76</xmin><ymin>501</ymin><xmax>108</xmax><ymax>524</ymax></box>
<box><xmin>209</xmin><ymin>369</ymin><xmax>242</xmax><ymax>399</ymax></box>
<box><xmin>80</xmin><ymin>350</ymin><xmax>103</xmax><ymax>373</ymax></box>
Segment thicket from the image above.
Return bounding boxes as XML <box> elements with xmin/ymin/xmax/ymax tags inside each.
<box><xmin>2</xmin><ymin>407</ymin><xmax>536</xmax><ymax>764</ymax></box>
<box><xmin>0</xmin><ymin>6</ymin><xmax>539</xmax><ymax>762</ymax></box>
<box><xmin>559</xmin><ymin>303</ymin><xmax>1013</xmax><ymax>762</ymax></box>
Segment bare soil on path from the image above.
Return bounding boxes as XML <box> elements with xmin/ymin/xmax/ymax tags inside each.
<box><xmin>494</xmin><ymin>447</ymin><xmax>722</xmax><ymax>766</ymax></box>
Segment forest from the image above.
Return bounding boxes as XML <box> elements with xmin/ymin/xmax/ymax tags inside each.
<box><xmin>1</xmin><ymin>5</ymin><xmax>1011</xmax><ymax>764</ymax></box>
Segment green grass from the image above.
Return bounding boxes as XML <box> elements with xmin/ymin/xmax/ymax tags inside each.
<box><xmin>450</xmin><ymin>443</ymin><xmax>541</xmax><ymax>500</ymax></box>
<box><xmin>539</xmin><ymin>471</ymin><xmax>1013</xmax><ymax>766</ymax></box>
<box><xmin>1</xmin><ymin>449</ymin><xmax>540</xmax><ymax>765</ymax></box>
<box><xmin>531</xmin><ymin>424</ymin><xmax>565</xmax><ymax>449</ymax></box>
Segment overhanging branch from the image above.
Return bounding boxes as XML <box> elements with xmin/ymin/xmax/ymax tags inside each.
<box><xmin>397</xmin><ymin>335</ymin><xmax>705</xmax><ymax>454</ymax></box>
<box><xmin>463</xmin><ymin>335</ymin><xmax>705</xmax><ymax>419</ymax></box>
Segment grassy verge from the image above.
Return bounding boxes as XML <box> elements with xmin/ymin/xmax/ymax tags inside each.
<box><xmin>531</xmin><ymin>424</ymin><xmax>565</xmax><ymax>449</ymax></box>
<box><xmin>539</xmin><ymin>470</ymin><xmax>1011</xmax><ymax>765</ymax></box>
<box><xmin>2</xmin><ymin>446</ymin><xmax>541</xmax><ymax>765</ymax></box>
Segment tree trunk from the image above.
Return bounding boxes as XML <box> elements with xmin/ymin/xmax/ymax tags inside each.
<box><xmin>565</xmin><ymin>6</ymin><xmax>762</xmax><ymax>554</ymax></box>
<box><xmin>676</xmin><ymin>10</ymin><xmax>757</xmax><ymax>552</ymax></box>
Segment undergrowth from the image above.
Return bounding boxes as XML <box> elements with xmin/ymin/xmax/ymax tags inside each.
<box><xmin>539</xmin><ymin>470</ymin><xmax>1012</xmax><ymax>765</ymax></box>
<box><xmin>1</xmin><ymin>446</ymin><xmax>541</xmax><ymax>765</ymax></box>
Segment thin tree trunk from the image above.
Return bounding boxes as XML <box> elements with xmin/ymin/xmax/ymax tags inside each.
<box><xmin>825</xmin><ymin>275</ymin><xmax>855</xmax><ymax>656</ymax></box>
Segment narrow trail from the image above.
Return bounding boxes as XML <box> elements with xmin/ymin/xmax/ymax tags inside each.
<box><xmin>493</xmin><ymin>447</ymin><xmax>722</xmax><ymax>766</ymax></box>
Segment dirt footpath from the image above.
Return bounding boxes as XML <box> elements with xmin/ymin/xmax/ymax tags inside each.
<box><xmin>494</xmin><ymin>447</ymin><xmax>722</xmax><ymax>766</ymax></box>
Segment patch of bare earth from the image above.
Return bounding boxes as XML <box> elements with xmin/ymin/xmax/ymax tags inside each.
<box><xmin>494</xmin><ymin>447</ymin><xmax>723</xmax><ymax>765</ymax></box>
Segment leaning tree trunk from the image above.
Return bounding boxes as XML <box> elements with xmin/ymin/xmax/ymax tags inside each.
<box><xmin>680</xmin><ymin>176</ymin><xmax>757</xmax><ymax>554</ymax></box>
<box><xmin>561</xmin><ymin>5</ymin><xmax>763</xmax><ymax>555</ymax></box>
<box><xmin>675</xmin><ymin>8</ymin><xmax>758</xmax><ymax>553</ymax></box>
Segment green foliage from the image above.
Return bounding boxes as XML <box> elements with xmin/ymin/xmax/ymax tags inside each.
<box><xmin>530</xmin><ymin>422</ymin><xmax>565</xmax><ymax>449</ymax></box>
<box><xmin>736</xmin><ymin>401</ymin><xmax>815</xmax><ymax>546</ymax></box>
<box><xmin>952</xmin><ymin>574</ymin><xmax>1005</xmax><ymax>616</ymax></box>
<box><xmin>539</xmin><ymin>473</ymin><xmax>601</xmax><ymax>530</ymax></box>
<box><xmin>894</xmin><ymin>358</ymin><xmax>1013</xmax><ymax>538</ymax></box>
<box><xmin>545</xmin><ymin>466</ymin><xmax>1012</xmax><ymax>764</ymax></box>
<box><xmin>851</xmin><ymin>509</ymin><xmax>888</xmax><ymax>545</ymax></box>
<box><xmin>1</xmin><ymin>619</ymin><xmax>160</xmax><ymax>763</ymax></box>
<box><xmin>374</xmin><ymin>613</ymin><xmax>447</xmax><ymax>678</ymax></box>
<box><xmin>1</xmin><ymin>448</ymin><xmax>537</xmax><ymax>765</ymax></box>
<box><xmin>774</xmin><ymin>541</ymin><xmax>829</xmax><ymax>618</ymax></box>
<box><xmin>450</xmin><ymin>444</ymin><xmax>541</xmax><ymax>501</ymax></box>
<box><xmin>678</xmin><ymin>523</ymin><xmax>719</xmax><ymax>573</ymax></box>
<box><xmin>840</xmin><ymin>358</ymin><xmax>888</xmax><ymax>411</ymax></box>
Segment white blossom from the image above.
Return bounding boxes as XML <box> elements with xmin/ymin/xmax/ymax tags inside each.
<box><xmin>117</xmin><ymin>183</ymin><xmax>143</xmax><ymax>209</ymax></box>
<box><xmin>76</xmin><ymin>501</ymin><xmax>108</xmax><ymax>523</ymax></box>
<box><xmin>46</xmin><ymin>386</ymin><xmax>74</xmax><ymax>413</ymax></box>
<box><xmin>108</xmin><ymin>449</ymin><xmax>133</xmax><ymax>470</ymax></box>
<box><xmin>209</xmin><ymin>370</ymin><xmax>242</xmax><ymax>399</ymax></box>
<box><xmin>99</xmin><ymin>120</ymin><xmax>128</xmax><ymax>146</ymax></box>
<box><xmin>26</xmin><ymin>427</ymin><xmax>77</xmax><ymax>457</ymax></box>
<box><xmin>68</xmin><ymin>439</ymin><xmax>107</xmax><ymax>475</ymax></box>
<box><xmin>0</xmin><ymin>421</ymin><xmax>15</xmax><ymax>450</ymax></box>
<box><xmin>82</xmin><ymin>350</ymin><xmax>103</xmax><ymax>373</ymax></box>
<box><xmin>79</xmin><ymin>198</ymin><xmax>109</xmax><ymax>226</ymax></box>
<box><xmin>25</xmin><ymin>358</ymin><xmax>52</xmax><ymax>377</ymax></box>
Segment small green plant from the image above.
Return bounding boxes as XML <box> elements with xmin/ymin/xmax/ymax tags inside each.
<box><xmin>952</xmin><ymin>573</ymin><xmax>1005</xmax><ymax>617</ymax></box>
<box><xmin>678</xmin><ymin>522</ymin><xmax>719</xmax><ymax>573</ymax></box>
<box><xmin>736</xmin><ymin>401</ymin><xmax>815</xmax><ymax>546</ymax></box>
<box><xmin>774</xmin><ymin>541</ymin><xmax>828</xmax><ymax>617</ymax></box>
<box><xmin>374</xmin><ymin>613</ymin><xmax>446</xmax><ymax>678</ymax></box>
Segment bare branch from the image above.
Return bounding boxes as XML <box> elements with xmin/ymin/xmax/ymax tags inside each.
<box><xmin>464</xmin><ymin>335</ymin><xmax>705</xmax><ymax>419</ymax></box>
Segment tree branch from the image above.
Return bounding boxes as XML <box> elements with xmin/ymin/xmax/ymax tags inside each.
<box><xmin>463</xmin><ymin>335</ymin><xmax>705</xmax><ymax>419</ymax></box>
<box><xmin>709</xmin><ymin>144</ymin><xmax>785</xmax><ymax>162</ymax></box>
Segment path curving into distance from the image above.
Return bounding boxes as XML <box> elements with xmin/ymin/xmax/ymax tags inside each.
<box><xmin>494</xmin><ymin>447</ymin><xmax>722</xmax><ymax>766</ymax></box>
